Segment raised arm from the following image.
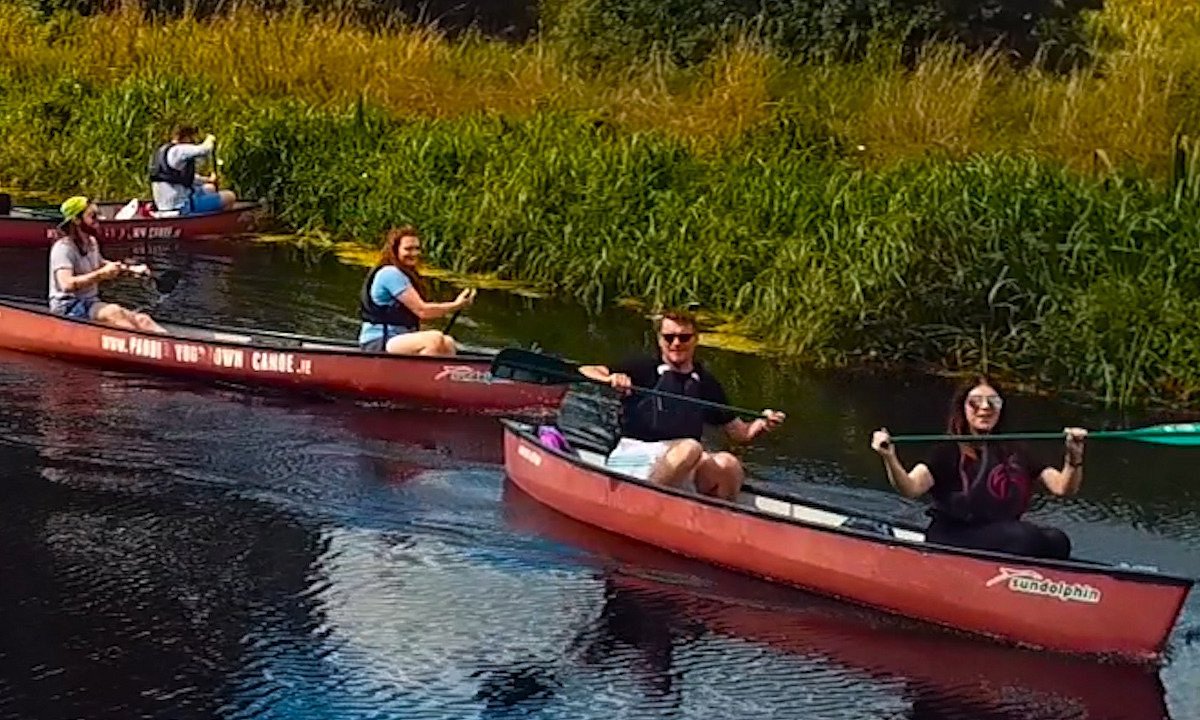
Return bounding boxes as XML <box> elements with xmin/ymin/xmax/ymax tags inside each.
<box><xmin>1039</xmin><ymin>427</ymin><xmax>1086</xmax><ymax>496</ymax></box>
<box><xmin>396</xmin><ymin>285</ymin><xmax>475</xmax><ymax>321</ymax></box>
<box><xmin>722</xmin><ymin>410</ymin><xmax>786</xmax><ymax>445</ymax></box>
<box><xmin>579</xmin><ymin>364</ymin><xmax>632</xmax><ymax>391</ymax></box>
<box><xmin>871</xmin><ymin>428</ymin><xmax>935</xmax><ymax>499</ymax></box>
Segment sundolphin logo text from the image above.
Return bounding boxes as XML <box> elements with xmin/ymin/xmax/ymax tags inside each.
<box><xmin>985</xmin><ymin>567</ymin><xmax>1102</xmax><ymax>604</ymax></box>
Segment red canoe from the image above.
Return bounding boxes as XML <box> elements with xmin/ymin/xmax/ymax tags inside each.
<box><xmin>0</xmin><ymin>297</ymin><xmax>565</xmax><ymax>413</ymax></box>
<box><xmin>502</xmin><ymin>485</ymin><xmax>1170</xmax><ymax>719</ymax></box>
<box><xmin>502</xmin><ymin>420</ymin><xmax>1195</xmax><ymax>661</ymax></box>
<box><xmin>0</xmin><ymin>200</ymin><xmax>264</xmax><ymax>247</ymax></box>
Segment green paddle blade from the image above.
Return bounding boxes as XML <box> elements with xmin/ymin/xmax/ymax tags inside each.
<box><xmin>1104</xmin><ymin>422</ymin><xmax>1200</xmax><ymax>445</ymax></box>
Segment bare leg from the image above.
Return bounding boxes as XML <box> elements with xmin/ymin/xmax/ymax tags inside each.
<box><xmin>131</xmin><ymin>311</ymin><xmax>166</xmax><ymax>334</ymax></box>
<box><xmin>647</xmin><ymin>439</ymin><xmax>703</xmax><ymax>488</ymax></box>
<box><xmin>91</xmin><ymin>302</ymin><xmax>137</xmax><ymax>330</ymax></box>
<box><xmin>218</xmin><ymin>190</ymin><xmax>237</xmax><ymax>209</ymax></box>
<box><xmin>694</xmin><ymin>451</ymin><xmax>745</xmax><ymax>500</ymax></box>
<box><xmin>385</xmin><ymin>330</ymin><xmax>456</xmax><ymax>356</ymax></box>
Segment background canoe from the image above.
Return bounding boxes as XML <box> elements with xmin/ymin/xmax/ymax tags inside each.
<box><xmin>0</xmin><ymin>200</ymin><xmax>264</xmax><ymax>247</ymax></box>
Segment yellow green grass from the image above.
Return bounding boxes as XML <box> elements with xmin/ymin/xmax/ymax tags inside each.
<box><xmin>0</xmin><ymin>1</ymin><xmax>1198</xmax><ymax>170</ymax></box>
<box><xmin>3</xmin><ymin>1</ymin><xmax>1200</xmax><ymax>405</ymax></box>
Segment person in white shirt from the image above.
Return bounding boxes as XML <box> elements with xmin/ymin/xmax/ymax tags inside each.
<box><xmin>148</xmin><ymin>124</ymin><xmax>237</xmax><ymax>215</ymax></box>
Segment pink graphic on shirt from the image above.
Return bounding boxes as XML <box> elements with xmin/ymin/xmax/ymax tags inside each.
<box><xmin>986</xmin><ymin>459</ymin><xmax>1032</xmax><ymax>514</ymax></box>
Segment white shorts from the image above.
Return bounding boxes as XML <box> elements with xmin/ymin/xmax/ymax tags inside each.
<box><xmin>605</xmin><ymin>437</ymin><xmax>696</xmax><ymax>485</ymax></box>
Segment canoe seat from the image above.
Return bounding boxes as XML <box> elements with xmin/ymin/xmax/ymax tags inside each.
<box><xmin>841</xmin><ymin>516</ymin><xmax>895</xmax><ymax>537</ymax></box>
<box><xmin>556</xmin><ymin>387</ymin><xmax>621</xmax><ymax>456</ymax></box>
<box><xmin>576</xmin><ymin>449</ymin><xmax>608</xmax><ymax>467</ymax></box>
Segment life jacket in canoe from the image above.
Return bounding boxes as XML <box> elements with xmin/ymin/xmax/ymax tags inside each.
<box><xmin>359</xmin><ymin>264</ymin><xmax>421</xmax><ymax>334</ymax></box>
<box><xmin>148</xmin><ymin>142</ymin><xmax>195</xmax><ymax>188</ymax></box>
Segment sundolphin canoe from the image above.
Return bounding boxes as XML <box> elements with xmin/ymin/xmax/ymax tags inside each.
<box><xmin>0</xmin><ymin>296</ymin><xmax>565</xmax><ymax>413</ymax></box>
<box><xmin>0</xmin><ymin>198</ymin><xmax>264</xmax><ymax>247</ymax></box>
<box><xmin>501</xmin><ymin>420</ymin><xmax>1194</xmax><ymax>661</ymax></box>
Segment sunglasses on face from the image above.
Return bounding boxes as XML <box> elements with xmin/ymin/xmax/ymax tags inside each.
<box><xmin>660</xmin><ymin>333</ymin><xmax>695</xmax><ymax>346</ymax></box>
<box><xmin>966</xmin><ymin>394</ymin><xmax>1004</xmax><ymax>411</ymax></box>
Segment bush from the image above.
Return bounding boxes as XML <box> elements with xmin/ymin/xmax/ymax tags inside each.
<box><xmin>542</xmin><ymin>0</ymin><xmax>1101</xmax><ymax>67</ymax></box>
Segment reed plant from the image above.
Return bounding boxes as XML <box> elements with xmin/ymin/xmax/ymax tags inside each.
<box><xmin>3</xmin><ymin>0</ymin><xmax>1200</xmax><ymax>405</ymax></box>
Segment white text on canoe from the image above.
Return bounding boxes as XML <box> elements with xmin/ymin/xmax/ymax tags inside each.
<box><xmin>100</xmin><ymin>335</ymin><xmax>314</xmax><ymax>375</ymax></box>
<box><xmin>985</xmin><ymin>567</ymin><xmax>1102</xmax><ymax>604</ymax></box>
<box><xmin>434</xmin><ymin>364</ymin><xmax>511</xmax><ymax>384</ymax></box>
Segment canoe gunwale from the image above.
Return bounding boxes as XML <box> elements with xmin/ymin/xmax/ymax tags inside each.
<box><xmin>1</xmin><ymin>199</ymin><xmax>263</xmax><ymax>224</ymax></box>
<box><xmin>0</xmin><ymin>295</ymin><xmax>497</xmax><ymax>363</ymax></box>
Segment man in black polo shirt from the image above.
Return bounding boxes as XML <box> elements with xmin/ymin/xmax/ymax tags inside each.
<box><xmin>580</xmin><ymin>310</ymin><xmax>785</xmax><ymax>500</ymax></box>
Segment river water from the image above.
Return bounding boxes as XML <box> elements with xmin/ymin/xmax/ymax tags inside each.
<box><xmin>0</xmin><ymin>237</ymin><xmax>1197</xmax><ymax>720</ymax></box>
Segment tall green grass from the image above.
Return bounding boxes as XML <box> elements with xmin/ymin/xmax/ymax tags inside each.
<box><xmin>3</xmin><ymin>1</ymin><xmax>1200</xmax><ymax>406</ymax></box>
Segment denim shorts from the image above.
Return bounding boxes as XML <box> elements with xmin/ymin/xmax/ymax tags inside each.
<box><xmin>359</xmin><ymin>327</ymin><xmax>412</xmax><ymax>353</ymax></box>
<box><xmin>56</xmin><ymin>297</ymin><xmax>98</xmax><ymax>320</ymax></box>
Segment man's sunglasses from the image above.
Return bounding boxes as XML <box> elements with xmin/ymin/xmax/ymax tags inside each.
<box><xmin>660</xmin><ymin>333</ymin><xmax>695</xmax><ymax>345</ymax></box>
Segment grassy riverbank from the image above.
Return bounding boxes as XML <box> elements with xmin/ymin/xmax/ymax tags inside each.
<box><xmin>2</xmin><ymin>1</ymin><xmax>1200</xmax><ymax>406</ymax></box>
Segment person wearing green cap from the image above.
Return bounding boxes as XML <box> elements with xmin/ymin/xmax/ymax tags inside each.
<box><xmin>48</xmin><ymin>196</ymin><xmax>166</xmax><ymax>333</ymax></box>
<box><xmin>148</xmin><ymin>123</ymin><xmax>237</xmax><ymax>215</ymax></box>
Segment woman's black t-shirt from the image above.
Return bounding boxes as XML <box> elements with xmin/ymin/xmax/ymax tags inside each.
<box><xmin>924</xmin><ymin>441</ymin><xmax>1052</xmax><ymax>523</ymax></box>
<box><xmin>614</xmin><ymin>356</ymin><xmax>736</xmax><ymax>441</ymax></box>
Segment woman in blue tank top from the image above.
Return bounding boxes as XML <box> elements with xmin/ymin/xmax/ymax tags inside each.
<box><xmin>357</xmin><ymin>226</ymin><xmax>475</xmax><ymax>355</ymax></box>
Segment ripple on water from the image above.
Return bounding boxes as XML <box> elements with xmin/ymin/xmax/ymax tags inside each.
<box><xmin>1</xmin><ymin>241</ymin><xmax>1198</xmax><ymax>720</ymax></box>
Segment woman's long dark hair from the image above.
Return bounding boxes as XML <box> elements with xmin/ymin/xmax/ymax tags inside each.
<box><xmin>946</xmin><ymin>375</ymin><xmax>1011</xmax><ymax>460</ymax></box>
<box><xmin>378</xmin><ymin>225</ymin><xmax>428</xmax><ymax>299</ymax></box>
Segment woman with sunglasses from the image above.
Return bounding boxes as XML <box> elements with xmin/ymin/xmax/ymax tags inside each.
<box><xmin>357</xmin><ymin>226</ymin><xmax>475</xmax><ymax>355</ymax></box>
<box><xmin>870</xmin><ymin>376</ymin><xmax>1086</xmax><ymax>559</ymax></box>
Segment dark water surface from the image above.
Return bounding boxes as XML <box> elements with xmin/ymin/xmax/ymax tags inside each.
<box><xmin>0</xmin><ymin>238</ymin><xmax>1197</xmax><ymax>720</ymax></box>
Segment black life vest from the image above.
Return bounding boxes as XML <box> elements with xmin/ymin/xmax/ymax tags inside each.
<box><xmin>359</xmin><ymin>265</ymin><xmax>420</xmax><ymax>334</ymax></box>
<box><xmin>148</xmin><ymin>142</ymin><xmax>195</xmax><ymax>187</ymax></box>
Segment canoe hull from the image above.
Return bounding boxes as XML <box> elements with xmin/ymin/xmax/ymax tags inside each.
<box><xmin>502</xmin><ymin>423</ymin><xmax>1193</xmax><ymax>660</ymax></box>
<box><xmin>0</xmin><ymin>301</ymin><xmax>564</xmax><ymax>413</ymax></box>
<box><xmin>0</xmin><ymin>201</ymin><xmax>264</xmax><ymax>247</ymax></box>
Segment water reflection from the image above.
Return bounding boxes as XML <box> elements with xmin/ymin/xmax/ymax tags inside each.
<box><xmin>1</xmin><ymin>236</ymin><xmax>1198</xmax><ymax>720</ymax></box>
<box><xmin>503</xmin><ymin>482</ymin><xmax>1174</xmax><ymax>720</ymax></box>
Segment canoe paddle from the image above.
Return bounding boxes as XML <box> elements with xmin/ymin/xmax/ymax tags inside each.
<box><xmin>889</xmin><ymin>423</ymin><xmax>1200</xmax><ymax>446</ymax></box>
<box><xmin>490</xmin><ymin>347</ymin><xmax>769</xmax><ymax>421</ymax></box>
<box><xmin>120</xmin><ymin>262</ymin><xmax>181</xmax><ymax>295</ymax></box>
<box><xmin>443</xmin><ymin>287</ymin><xmax>477</xmax><ymax>334</ymax></box>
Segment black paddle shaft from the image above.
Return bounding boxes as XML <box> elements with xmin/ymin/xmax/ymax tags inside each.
<box><xmin>490</xmin><ymin>348</ymin><xmax>768</xmax><ymax>421</ymax></box>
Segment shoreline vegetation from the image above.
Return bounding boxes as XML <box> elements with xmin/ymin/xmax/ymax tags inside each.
<box><xmin>2</xmin><ymin>0</ymin><xmax>1200</xmax><ymax>406</ymax></box>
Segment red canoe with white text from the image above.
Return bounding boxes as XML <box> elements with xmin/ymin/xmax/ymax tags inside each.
<box><xmin>0</xmin><ymin>200</ymin><xmax>264</xmax><ymax>247</ymax></box>
<box><xmin>0</xmin><ymin>297</ymin><xmax>565</xmax><ymax>413</ymax></box>
<box><xmin>502</xmin><ymin>420</ymin><xmax>1195</xmax><ymax>661</ymax></box>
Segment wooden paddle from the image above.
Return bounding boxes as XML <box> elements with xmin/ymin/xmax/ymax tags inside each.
<box><xmin>490</xmin><ymin>347</ymin><xmax>768</xmax><ymax>421</ymax></box>
<box><xmin>889</xmin><ymin>423</ymin><xmax>1200</xmax><ymax>446</ymax></box>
